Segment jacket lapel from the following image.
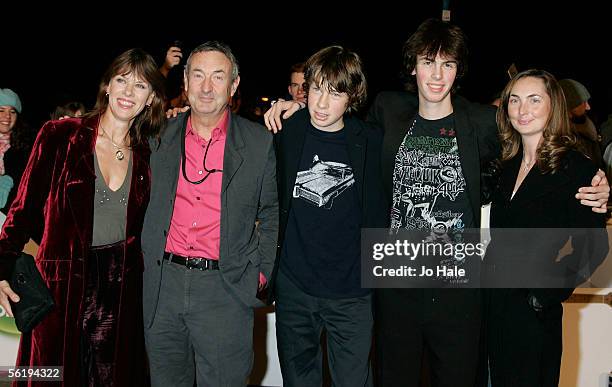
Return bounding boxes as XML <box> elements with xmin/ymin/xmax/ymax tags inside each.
<box><xmin>150</xmin><ymin>114</ymin><xmax>187</xmax><ymax>234</ymax></box>
<box><xmin>162</xmin><ymin>114</ymin><xmax>187</xmax><ymax>198</ymax></box>
<box><xmin>222</xmin><ymin>113</ymin><xmax>244</xmax><ymax>193</ymax></box>
<box><xmin>345</xmin><ymin>117</ymin><xmax>366</xmax><ymax>206</ymax></box>
<box><xmin>500</xmin><ymin>153</ymin><xmax>571</xmax><ymax>205</ymax></box>
<box><xmin>280</xmin><ymin>116</ymin><xmax>308</xmax><ymax>206</ymax></box>
<box><xmin>382</xmin><ymin>109</ymin><xmax>415</xmax><ymax>196</ymax></box>
<box><xmin>66</xmin><ymin>118</ymin><xmax>97</xmax><ymax>247</ymax></box>
<box><xmin>126</xmin><ymin>144</ymin><xmax>151</xmax><ymax>236</ymax></box>
<box><xmin>453</xmin><ymin>101</ymin><xmax>481</xmax><ymax>225</ymax></box>
<box><xmin>512</xmin><ymin>165</ymin><xmax>570</xmax><ymax>205</ymax></box>
<box><xmin>499</xmin><ymin>155</ymin><xmax>522</xmax><ymax>203</ymax></box>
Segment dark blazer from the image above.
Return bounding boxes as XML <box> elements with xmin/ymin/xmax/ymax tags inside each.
<box><xmin>368</xmin><ymin>91</ymin><xmax>500</xmax><ymax>227</ymax></box>
<box><xmin>484</xmin><ymin>150</ymin><xmax>608</xmax><ymax>386</ymax></box>
<box><xmin>141</xmin><ymin>111</ymin><xmax>278</xmax><ymax>327</ymax></box>
<box><xmin>487</xmin><ymin>150</ymin><xmax>608</xmax><ymax>312</ymax></box>
<box><xmin>269</xmin><ymin>109</ymin><xmax>388</xmax><ymax>299</ymax></box>
<box><xmin>0</xmin><ymin>116</ymin><xmax>151</xmax><ymax>386</ymax></box>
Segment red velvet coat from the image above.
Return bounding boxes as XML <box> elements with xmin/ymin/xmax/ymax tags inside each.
<box><xmin>0</xmin><ymin>116</ymin><xmax>151</xmax><ymax>386</ymax></box>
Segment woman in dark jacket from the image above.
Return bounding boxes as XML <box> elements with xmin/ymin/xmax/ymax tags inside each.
<box><xmin>0</xmin><ymin>48</ymin><xmax>166</xmax><ymax>386</ymax></box>
<box><xmin>484</xmin><ymin>69</ymin><xmax>608</xmax><ymax>387</ymax></box>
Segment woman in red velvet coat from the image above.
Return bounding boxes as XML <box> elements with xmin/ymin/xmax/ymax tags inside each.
<box><xmin>0</xmin><ymin>48</ymin><xmax>166</xmax><ymax>386</ymax></box>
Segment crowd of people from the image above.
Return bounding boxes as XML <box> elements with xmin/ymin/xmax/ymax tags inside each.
<box><xmin>0</xmin><ymin>16</ymin><xmax>610</xmax><ymax>387</ymax></box>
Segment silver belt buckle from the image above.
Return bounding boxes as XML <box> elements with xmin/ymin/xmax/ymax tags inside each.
<box><xmin>186</xmin><ymin>257</ymin><xmax>195</xmax><ymax>270</ymax></box>
<box><xmin>187</xmin><ymin>257</ymin><xmax>204</xmax><ymax>270</ymax></box>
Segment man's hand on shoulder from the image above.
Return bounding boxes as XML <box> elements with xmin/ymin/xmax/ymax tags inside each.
<box><xmin>166</xmin><ymin>105</ymin><xmax>190</xmax><ymax>119</ymax></box>
<box><xmin>263</xmin><ymin>99</ymin><xmax>305</xmax><ymax>134</ymax></box>
<box><xmin>576</xmin><ymin>169</ymin><xmax>610</xmax><ymax>213</ymax></box>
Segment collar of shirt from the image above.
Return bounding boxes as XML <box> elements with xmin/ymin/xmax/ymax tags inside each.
<box><xmin>186</xmin><ymin>109</ymin><xmax>230</xmax><ymax>144</ymax></box>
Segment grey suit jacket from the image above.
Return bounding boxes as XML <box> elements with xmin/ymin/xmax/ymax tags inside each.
<box><xmin>141</xmin><ymin>111</ymin><xmax>278</xmax><ymax>328</ymax></box>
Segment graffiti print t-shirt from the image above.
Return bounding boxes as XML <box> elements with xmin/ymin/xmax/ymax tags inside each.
<box><xmin>391</xmin><ymin>113</ymin><xmax>474</xmax><ymax>236</ymax></box>
<box><xmin>281</xmin><ymin>123</ymin><xmax>365</xmax><ymax>298</ymax></box>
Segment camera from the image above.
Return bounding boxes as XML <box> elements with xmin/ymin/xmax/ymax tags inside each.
<box><xmin>171</xmin><ymin>40</ymin><xmax>184</xmax><ymax>51</ymax></box>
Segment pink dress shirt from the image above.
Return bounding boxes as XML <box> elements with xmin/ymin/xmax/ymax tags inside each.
<box><xmin>163</xmin><ymin>110</ymin><xmax>266</xmax><ymax>286</ymax></box>
<box><xmin>165</xmin><ymin>111</ymin><xmax>228</xmax><ymax>259</ymax></box>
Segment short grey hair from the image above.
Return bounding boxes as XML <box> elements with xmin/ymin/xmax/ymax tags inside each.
<box><xmin>185</xmin><ymin>41</ymin><xmax>240</xmax><ymax>81</ymax></box>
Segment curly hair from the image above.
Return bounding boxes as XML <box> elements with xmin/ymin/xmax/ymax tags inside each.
<box><xmin>497</xmin><ymin>69</ymin><xmax>577</xmax><ymax>174</ymax></box>
<box><xmin>9</xmin><ymin>116</ymin><xmax>34</xmax><ymax>151</ymax></box>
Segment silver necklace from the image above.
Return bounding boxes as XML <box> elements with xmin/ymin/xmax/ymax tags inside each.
<box><xmin>407</xmin><ymin>118</ymin><xmax>417</xmax><ymax>136</ymax></box>
<box><xmin>99</xmin><ymin>125</ymin><xmax>129</xmax><ymax>161</ymax></box>
<box><xmin>521</xmin><ymin>157</ymin><xmax>535</xmax><ymax>173</ymax></box>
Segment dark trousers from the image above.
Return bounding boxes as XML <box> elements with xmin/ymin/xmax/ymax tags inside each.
<box><xmin>375</xmin><ymin>288</ymin><xmax>482</xmax><ymax>387</ymax></box>
<box><xmin>487</xmin><ymin>290</ymin><xmax>563</xmax><ymax>387</ymax></box>
<box><xmin>275</xmin><ymin>269</ymin><xmax>374</xmax><ymax>387</ymax></box>
<box><xmin>145</xmin><ymin>260</ymin><xmax>254</xmax><ymax>387</ymax></box>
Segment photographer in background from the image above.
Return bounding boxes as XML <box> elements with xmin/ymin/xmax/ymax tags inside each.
<box><xmin>160</xmin><ymin>40</ymin><xmax>189</xmax><ymax>108</ymax></box>
<box><xmin>51</xmin><ymin>100</ymin><xmax>86</xmax><ymax>120</ymax></box>
<box><xmin>160</xmin><ymin>40</ymin><xmax>183</xmax><ymax>78</ymax></box>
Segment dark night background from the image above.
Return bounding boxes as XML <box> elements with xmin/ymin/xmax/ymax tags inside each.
<box><xmin>2</xmin><ymin>2</ymin><xmax>610</xmax><ymax>131</ymax></box>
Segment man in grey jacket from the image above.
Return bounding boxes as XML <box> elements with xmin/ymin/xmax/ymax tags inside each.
<box><xmin>142</xmin><ymin>41</ymin><xmax>278</xmax><ymax>387</ymax></box>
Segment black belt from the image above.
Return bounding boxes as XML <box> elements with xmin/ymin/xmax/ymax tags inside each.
<box><xmin>163</xmin><ymin>252</ymin><xmax>219</xmax><ymax>270</ymax></box>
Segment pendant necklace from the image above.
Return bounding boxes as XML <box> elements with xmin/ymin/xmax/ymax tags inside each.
<box><xmin>99</xmin><ymin>125</ymin><xmax>129</xmax><ymax>161</ymax></box>
<box><xmin>521</xmin><ymin>157</ymin><xmax>535</xmax><ymax>173</ymax></box>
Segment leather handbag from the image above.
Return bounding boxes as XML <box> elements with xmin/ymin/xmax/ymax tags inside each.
<box><xmin>9</xmin><ymin>252</ymin><xmax>54</xmax><ymax>332</ymax></box>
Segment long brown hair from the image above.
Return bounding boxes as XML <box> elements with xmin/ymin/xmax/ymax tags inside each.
<box><xmin>497</xmin><ymin>69</ymin><xmax>577</xmax><ymax>174</ymax></box>
<box><xmin>86</xmin><ymin>48</ymin><xmax>166</xmax><ymax>145</ymax></box>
